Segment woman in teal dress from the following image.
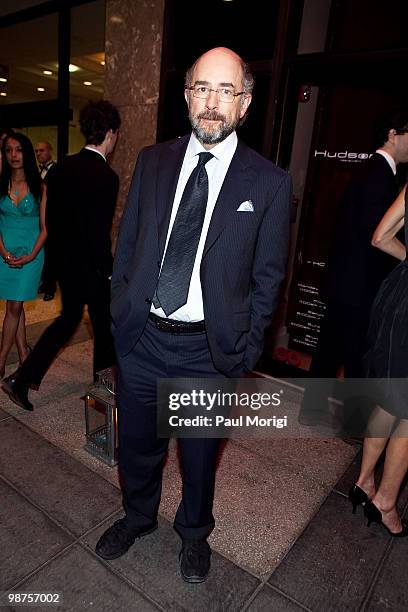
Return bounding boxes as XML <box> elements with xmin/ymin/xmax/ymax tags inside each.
<box><xmin>0</xmin><ymin>132</ymin><xmax>47</xmax><ymax>378</ymax></box>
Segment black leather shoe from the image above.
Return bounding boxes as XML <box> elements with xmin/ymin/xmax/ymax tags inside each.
<box><xmin>43</xmin><ymin>293</ymin><xmax>55</xmax><ymax>301</ymax></box>
<box><xmin>95</xmin><ymin>518</ymin><xmax>158</xmax><ymax>560</ymax></box>
<box><xmin>179</xmin><ymin>539</ymin><xmax>211</xmax><ymax>583</ymax></box>
<box><xmin>1</xmin><ymin>373</ymin><xmax>33</xmax><ymax>411</ymax></box>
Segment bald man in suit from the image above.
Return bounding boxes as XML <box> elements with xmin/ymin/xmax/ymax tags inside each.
<box><xmin>95</xmin><ymin>48</ymin><xmax>292</xmax><ymax>583</ymax></box>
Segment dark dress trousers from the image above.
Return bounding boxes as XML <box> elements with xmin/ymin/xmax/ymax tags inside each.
<box><xmin>111</xmin><ymin>135</ymin><xmax>292</xmax><ymax>538</ymax></box>
<box><xmin>19</xmin><ymin>148</ymin><xmax>119</xmax><ymax>385</ymax></box>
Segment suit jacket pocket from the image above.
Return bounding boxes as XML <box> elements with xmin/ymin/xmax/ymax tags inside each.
<box><xmin>233</xmin><ymin>311</ymin><xmax>251</xmax><ymax>331</ymax></box>
<box><xmin>111</xmin><ymin>290</ymin><xmax>131</xmax><ymax>324</ymax></box>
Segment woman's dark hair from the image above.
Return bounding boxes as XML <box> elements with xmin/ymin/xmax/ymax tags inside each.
<box><xmin>79</xmin><ymin>99</ymin><xmax>121</xmax><ymax>145</ymax></box>
<box><xmin>0</xmin><ymin>132</ymin><xmax>42</xmax><ymax>201</ymax></box>
<box><xmin>0</xmin><ymin>127</ymin><xmax>14</xmax><ymax>143</ymax></box>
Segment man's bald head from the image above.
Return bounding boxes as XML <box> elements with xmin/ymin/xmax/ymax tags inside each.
<box><xmin>35</xmin><ymin>141</ymin><xmax>53</xmax><ymax>165</ymax></box>
<box><xmin>185</xmin><ymin>47</ymin><xmax>254</xmax><ymax>95</ymax></box>
<box><xmin>184</xmin><ymin>47</ymin><xmax>253</xmax><ymax>148</ymax></box>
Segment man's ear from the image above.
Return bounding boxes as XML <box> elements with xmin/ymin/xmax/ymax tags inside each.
<box><xmin>239</xmin><ymin>93</ymin><xmax>252</xmax><ymax>120</ymax></box>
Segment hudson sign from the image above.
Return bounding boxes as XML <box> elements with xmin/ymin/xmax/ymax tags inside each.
<box><xmin>313</xmin><ymin>149</ymin><xmax>373</xmax><ymax>161</ymax></box>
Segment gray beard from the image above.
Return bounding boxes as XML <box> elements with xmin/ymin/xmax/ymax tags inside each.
<box><xmin>189</xmin><ymin>110</ymin><xmax>237</xmax><ymax>145</ymax></box>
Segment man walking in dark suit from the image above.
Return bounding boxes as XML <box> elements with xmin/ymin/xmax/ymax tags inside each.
<box><xmin>2</xmin><ymin>100</ymin><xmax>120</xmax><ymax>410</ymax></box>
<box><xmin>299</xmin><ymin>110</ymin><xmax>408</xmax><ymax>428</ymax></box>
<box><xmin>94</xmin><ymin>47</ymin><xmax>292</xmax><ymax>582</ymax></box>
<box><xmin>35</xmin><ymin>141</ymin><xmax>58</xmax><ymax>301</ymax></box>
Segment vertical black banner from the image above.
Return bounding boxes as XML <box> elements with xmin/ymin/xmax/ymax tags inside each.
<box><xmin>287</xmin><ymin>85</ymin><xmax>404</xmax><ymax>355</ymax></box>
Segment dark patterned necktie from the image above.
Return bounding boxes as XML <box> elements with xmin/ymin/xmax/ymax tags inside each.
<box><xmin>153</xmin><ymin>151</ymin><xmax>213</xmax><ymax>316</ymax></box>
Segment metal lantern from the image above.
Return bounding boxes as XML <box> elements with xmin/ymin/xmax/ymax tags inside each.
<box><xmin>83</xmin><ymin>368</ymin><xmax>118</xmax><ymax>466</ymax></box>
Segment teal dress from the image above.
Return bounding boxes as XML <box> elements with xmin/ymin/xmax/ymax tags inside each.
<box><xmin>0</xmin><ymin>193</ymin><xmax>44</xmax><ymax>301</ymax></box>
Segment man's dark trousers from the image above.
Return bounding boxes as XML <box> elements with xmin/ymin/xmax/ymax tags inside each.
<box><xmin>40</xmin><ymin>241</ymin><xmax>57</xmax><ymax>295</ymax></box>
<box><xmin>117</xmin><ymin>319</ymin><xmax>222</xmax><ymax>540</ymax></box>
<box><xmin>18</xmin><ymin>274</ymin><xmax>115</xmax><ymax>386</ymax></box>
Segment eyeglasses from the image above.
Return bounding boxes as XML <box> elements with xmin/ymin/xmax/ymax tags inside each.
<box><xmin>187</xmin><ymin>85</ymin><xmax>245</xmax><ymax>103</ymax></box>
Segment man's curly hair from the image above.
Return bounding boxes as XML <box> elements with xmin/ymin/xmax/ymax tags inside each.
<box><xmin>79</xmin><ymin>99</ymin><xmax>121</xmax><ymax>145</ymax></box>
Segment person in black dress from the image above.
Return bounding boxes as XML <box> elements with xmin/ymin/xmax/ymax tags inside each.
<box><xmin>350</xmin><ymin>184</ymin><xmax>408</xmax><ymax>536</ymax></box>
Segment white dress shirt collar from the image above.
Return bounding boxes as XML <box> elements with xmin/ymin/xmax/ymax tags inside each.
<box><xmin>376</xmin><ymin>149</ymin><xmax>397</xmax><ymax>175</ymax></box>
<box><xmin>186</xmin><ymin>131</ymin><xmax>238</xmax><ymax>163</ymax></box>
<box><xmin>84</xmin><ymin>145</ymin><xmax>106</xmax><ymax>162</ymax></box>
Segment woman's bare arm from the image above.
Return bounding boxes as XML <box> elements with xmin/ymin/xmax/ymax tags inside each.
<box><xmin>371</xmin><ymin>185</ymin><xmax>406</xmax><ymax>261</ymax></box>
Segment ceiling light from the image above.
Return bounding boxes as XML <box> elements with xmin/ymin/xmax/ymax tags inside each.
<box><xmin>69</xmin><ymin>64</ymin><xmax>80</xmax><ymax>72</ymax></box>
<box><xmin>0</xmin><ymin>77</ymin><xmax>7</xmax><ymax>83</ymax></box>
<box><xmin>100</xmin><ymin>60</ymin><xmax>105</xmax><ymax>66</ymax></box>
<box><xmin>0</xmin><ymin>92</ymin><xmax>6</xmax><ymax>97</ymax></box>
<box><xmin>83</xmin><ymin>81</ymin><xmax>92</xmax><ymax>86</ymax></box>
<box><xmin>43</xmin><ymin>70</ymin><xmax>53</xmax><ymax>75</ymax></box>
<box><xmin>37</xmin><ymin>87</ymin><xmax>45</xmax><ymax>92</ymax></box>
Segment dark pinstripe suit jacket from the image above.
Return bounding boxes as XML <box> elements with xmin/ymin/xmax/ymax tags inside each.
<box><xmin>111</xmin><ymin>134</ymin><xmax>292</xmax><ymax>376</ymax></box>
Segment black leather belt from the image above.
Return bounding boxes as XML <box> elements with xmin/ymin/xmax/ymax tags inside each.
<box><xmin>149</xmin><ymin>313</ymin><xmax>206</xmax><ymax>334</ymax></box>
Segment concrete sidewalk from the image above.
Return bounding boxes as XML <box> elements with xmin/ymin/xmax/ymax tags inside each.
<box><xmin>0</xmin><ymin>302</ymin><xmax>407</xmax><ymax>610</ymax></box>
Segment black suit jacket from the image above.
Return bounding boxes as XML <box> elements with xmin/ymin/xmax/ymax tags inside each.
<box><xmin>41</xmin><ymin>160</ymin><xmax>58</xmax><ymax>185</ymax></box>
<box><xmin>111</xmin><ymin>135</ymin><xmax>292</xmax><ymax>376</ymax></box>
<box><xmin>46</xmin><ymin>148</ymin><xmax>119</xmax><ymax>283</ymax></box>
<box><xmin>327</xmin><ymin>153</ymin><xmax>399</xmax><ymax>308</ymax></box>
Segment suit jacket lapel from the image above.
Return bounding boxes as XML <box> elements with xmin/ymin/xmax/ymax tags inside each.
<box><xmin>203</xmin><ymin>141</ymin><xmax>255</xmax><ymax>258</ymax></box>
<box><xmin>155</xmin><ymin>136</ymin><xmax>189</xmax><ymax>258</ymax></box>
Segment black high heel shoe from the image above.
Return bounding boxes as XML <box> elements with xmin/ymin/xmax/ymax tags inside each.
<box><xmin>364</xmin><ymin>501</ymin><xmax>408</xmax><ymax>537</ymax></box>
<box><xmin>349</xmin><ymin>484</ymin><xmax>369</xmax><ymax>514</ymax></box>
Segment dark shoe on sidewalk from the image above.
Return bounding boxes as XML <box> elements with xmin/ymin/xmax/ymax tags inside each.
<box><xmin>349</xmin><ymin>484</ymin><xmax>369</xmax><ymax>514</ymax></box>
<box><xmin>1</xmin><ymin>372</ymin><xmax>33</xmax><ymax>411</ymax></box>
<box><xmin>364</xmin><ymin>501</ymin><xmax>408</xmax><ymax>537</ymax></box>
<box><xmin>95</xmin><ymin>518</ymin><xmax>158</xmax><ymax>560</ymax></box>
<box><xmin>179</xmin><ymin>539</ymin><xmax>211</xmax><ymax>583</ymax></box>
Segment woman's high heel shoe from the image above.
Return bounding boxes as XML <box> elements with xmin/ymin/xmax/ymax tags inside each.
<box><xmin>349</xmin><ymin>484</ymin><xmax>369</xmax><ymax>514</ymax></box>
<box><xmin>364</xmin><ymin>500</ymin><xmax>408</xmax><ymax>537</ymax></box>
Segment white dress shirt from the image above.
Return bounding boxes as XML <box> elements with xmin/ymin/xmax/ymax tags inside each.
<box><xmin>39</xmin><ymin>160</ymin><xmax>55</xmax><ymax>180</ymax></box>
<box><xmin>151</xmin><ymin>131</ymin><xmax>238</xmax><ymax>322</ymax></box>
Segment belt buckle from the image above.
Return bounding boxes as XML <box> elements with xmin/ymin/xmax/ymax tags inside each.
<box><xmin>169</xmin><ymin>320</ymin><xmax>178</xmax><ymax>334</ymax></box>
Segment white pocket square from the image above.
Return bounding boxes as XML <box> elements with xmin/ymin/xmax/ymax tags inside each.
<box><xmin>237</xmin><ymin>200</ymin><xmax>254</xmax><ymax>212</ymax></box>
